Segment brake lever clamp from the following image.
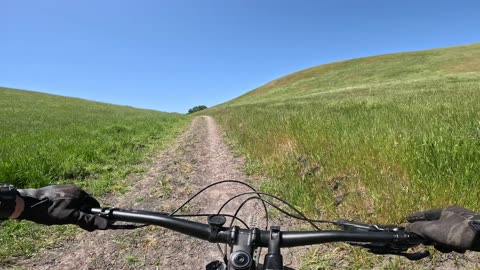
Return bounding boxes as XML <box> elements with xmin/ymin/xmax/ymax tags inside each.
<box><xmin>91</xmin><ymin>207</ymin><xmax>149</xmax><ymax>230</ymax></box>
<box><xmin>95</xmin><ymin>207</ymin><xmax>118</xmax><ymax>219</ymax></box>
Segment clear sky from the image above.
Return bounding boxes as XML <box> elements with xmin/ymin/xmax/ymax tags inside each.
<box><xmin>2</xmin><ymin>0</ymin><xmax>480</xmax><ymax>113</ymax></box>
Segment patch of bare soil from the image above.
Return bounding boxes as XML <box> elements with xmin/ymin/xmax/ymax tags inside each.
<box><xmin>11</xmin><ymin>116</ymin><xmax>306</xmax><ymax>270</ymax></box>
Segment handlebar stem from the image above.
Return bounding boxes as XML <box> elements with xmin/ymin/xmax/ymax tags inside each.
<box><xmin>263</xmin><ymin>226</ymin><xmax>283</xmax><ymax>270</ymax></box>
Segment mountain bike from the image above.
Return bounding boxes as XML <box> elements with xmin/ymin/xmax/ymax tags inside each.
<box><xmin>87</xmin><ymin>180</ymin><xmax>430</xmax><ymax>270</ymax></box>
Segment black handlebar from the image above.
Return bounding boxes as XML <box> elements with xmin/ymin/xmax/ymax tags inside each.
<box><xmin>90</xmin><ymin>207</ymin><xmax>424</xmax><ymax>248</ymax></box>
<box><xmin>280</xmin><ymin>230</ymin><xmax>420</xmax><ymax>247</ymax></box>
<box><xmin>90</xmin><ymin>208</ymin><xmax>217</xmax><ymax>242</ymax></box>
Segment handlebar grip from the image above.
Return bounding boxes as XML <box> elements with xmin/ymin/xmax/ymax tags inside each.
<box><xmin>404</xmin><ymin>231</ymin><xmax>428</xmax><ymax>245</ymax></box>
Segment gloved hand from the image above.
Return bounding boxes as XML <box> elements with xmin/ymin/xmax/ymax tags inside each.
<box><xmin>18</xmin><ymin>184</ymin><xmax>109</xmax><ymax>231</ymax></box>
<box><xmin>405</xmin><ymin>206</ymin><xmax>480</xmax><ymax>253</ymax></box>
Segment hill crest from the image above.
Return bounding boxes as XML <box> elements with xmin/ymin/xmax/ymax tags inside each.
<box><xmin>222</xmin><ymin>43</ymin><xmax>480</xmax><ymax>106</ymax></box>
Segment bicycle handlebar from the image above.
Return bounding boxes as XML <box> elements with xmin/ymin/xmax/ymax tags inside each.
<box><xmin>89</xmin><ymin>207</ymin><xmax>424</xmax><ymax>248</ymax></box>
<box><xmin>88</xmin><ymin>179</ymin><xmax>433</xmax><ymax>269</ymax></box>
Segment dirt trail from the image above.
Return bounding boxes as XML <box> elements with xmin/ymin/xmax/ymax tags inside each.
<box><xmin>12</xmin><ymin>116</ymin><xmax>304</xmax><ymax>270</ymax></box>
<box><xmin>13</xmin><ymin>116</ymin><xmax>479</xmax><ymax>270</ymax></box>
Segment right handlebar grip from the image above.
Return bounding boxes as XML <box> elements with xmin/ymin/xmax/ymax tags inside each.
<box><xmin>404</xmin><ymin>231</ymin><xmax>429</xmax><ymax>245</ymax></box>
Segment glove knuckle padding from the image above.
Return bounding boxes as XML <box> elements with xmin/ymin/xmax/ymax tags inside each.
<box><xmin>442</xmin><ymin>212</ymin><xmax>474</xmax><ymax>250</ymax></box>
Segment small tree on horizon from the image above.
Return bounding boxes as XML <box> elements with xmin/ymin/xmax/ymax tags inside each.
<box><xmin>188</xmin><ymin>105</ymin><xmax>208</xmax><ymax>114</ymax></box>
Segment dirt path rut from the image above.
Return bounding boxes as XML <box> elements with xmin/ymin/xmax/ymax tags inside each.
<box><xmin>13</xmin><ymin>116</ymin><xmax>303</xmax><ymax>270</ymax></box>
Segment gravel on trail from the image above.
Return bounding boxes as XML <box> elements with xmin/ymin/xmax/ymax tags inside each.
<box><xmin>12</xmin><ymin>116</ymin><xmax>305</xmax><ymax>270</ymax></box>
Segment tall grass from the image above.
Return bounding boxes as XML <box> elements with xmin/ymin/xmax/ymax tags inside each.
<box><xmin>0</xmin><ymin>87</ymin><xmax>189</xmax><ymax>262</ymax></box>
<box><xmin>0</xmin><ymin>87</ymin><xmax>188</xmax><ymax>191</ymax></box>
<box><xmin>210</xmin><ymin>70</ymin><xmax>480</xmax><ymax>268</ymax></box>
<box><xmin>209</xmin><ymin>44</ymin><xmax>480</xmax><ymax>224</ymax></box>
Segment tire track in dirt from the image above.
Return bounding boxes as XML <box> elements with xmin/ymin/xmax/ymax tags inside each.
<box><xmin>12</xmin><ymin>116</ymin><xmax>304</xmax><ymax>270</ymax></box>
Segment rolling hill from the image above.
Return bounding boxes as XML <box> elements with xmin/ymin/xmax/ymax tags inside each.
<box><xmin>208</xmin><ymin>43</ymin><xmax>480</xmax><ymax>267</ymax></box>
<box><xmin>209</xmin><ymin>43</ymin><xmax>480</xmax><ymax>222</ymax></box>
<box><xmin>226</xmin><ymin>43</ymin><xmax>480</xmax><ymax>106</ymax></box>
<box><xmin>0</xmin><ymin>87</ymin><xmax>188</xmax><ymax>261</ymax></box>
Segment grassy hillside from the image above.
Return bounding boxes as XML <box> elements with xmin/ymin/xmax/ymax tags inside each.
<box><xmin>208</xmin><ymin>43</ymin><xmax>480</xmax><ymax>267</ymax></box>
<box><xmin>0</xmin><ymin>87</ymin><xmax>189</xmax><ymax>262</ymax></box>
<box><xmin>228</xmin><ymin>43</ymin><xmax>480</xmax><ymax>107</ymax></box>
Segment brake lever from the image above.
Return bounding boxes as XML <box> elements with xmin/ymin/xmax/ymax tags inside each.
<box><xmin>373</xmin><ymin>250</ymin><xmax>430</xmax><ymax>261</ymax></box>
<box><xmin>348</xmin><ymin>242</ymin><xmax>430</xmax><ymax>261</ymax></box>
<box><xmin>334</xmin><ymin>219</ymin><xmax>430</xmax><ymax>261</ymax></box>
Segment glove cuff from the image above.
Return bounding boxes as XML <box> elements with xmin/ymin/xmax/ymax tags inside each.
<box><xmin>470</xmin><ymin>220</ymin><xmax>480</xmax><ymax>251</ymax></box>
<box><xmin>0</xmin><ymin>185</ymin><xmax>17</xmax><ymax>220</ymax></box>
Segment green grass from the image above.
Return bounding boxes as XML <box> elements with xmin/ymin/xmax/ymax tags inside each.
<box><xmin>227</xmin><ymin>43</ymin><xmax>480</xmax><ymax>107</ymax></box>
<box><xmin>207</xmin><ymin>43</ymin><xmax>480</xmax><ymax>265</ymax></box>
<box><xmin>0</xmin><ymin>87</ymin><xmax>189</xmax><ymax>262</ymax></box>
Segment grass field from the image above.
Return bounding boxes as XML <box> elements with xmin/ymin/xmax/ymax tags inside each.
<box><xmin>207</xmin><ymin>44</ymin><xmax>480</xmax><ymax>267</ymax></box>
<box><xmin>0</xmin><ymin>87</ymin><xmax>189</xmax><ymax>262</ymax></box>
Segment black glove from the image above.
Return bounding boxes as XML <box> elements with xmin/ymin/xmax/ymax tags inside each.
<box><xmin>405</xmin><ymin>206</ymin><xmax>480</xmax><ymax>253</ymax></box>
<box><xmin>18</xmin><ymin>184</ymin><xmax>109</xmax><ymax>231</ymax></box>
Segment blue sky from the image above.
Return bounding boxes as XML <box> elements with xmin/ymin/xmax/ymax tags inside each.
<box><xmin>2</xmin><ymin>0</ymin><xmax>480</xmax><ymax>113</ymax></box>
